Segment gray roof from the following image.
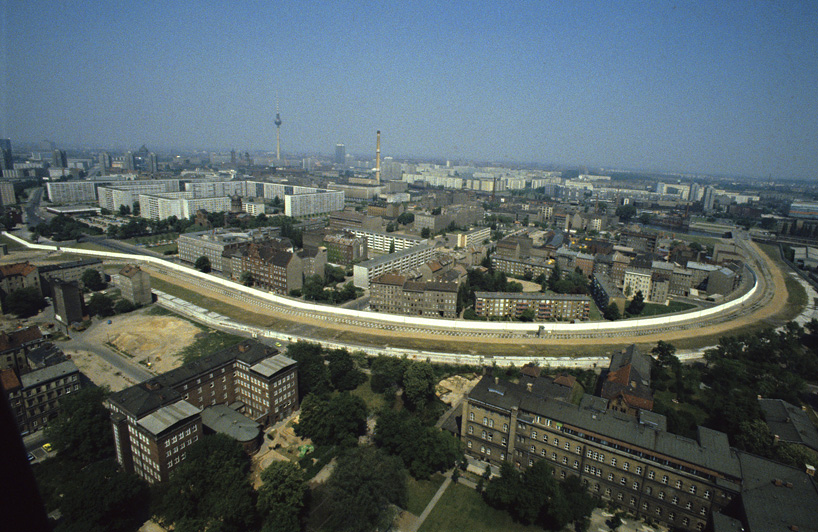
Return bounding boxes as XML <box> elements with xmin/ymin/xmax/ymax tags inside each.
<box><xmin>20</xmin><ymin>360</ymin><xmax>79</xmax><ymax>388</ymax></box>
<box><xmin>474</xmin><ymin>291</ymin><xmax>591</xmax><ymax>302</ymax></box>
<box><xmin>201</xmin><ymin>404</ymin><xmax>260</xmax><ymax>442</ymax></box>
<box><xmin>250</xmin><ymin>354</ymin><xmax>297</xmax><ymax>378</ymax></box>
<box><xmin>469</xmin><ymin>375</ymin><xmax>741</xmax><ymax>478</ymax></box>
<box><xmin>709</xmin><ymin>512</ymin><xmax>744</xmax><ymax>532</ymax></box>
<box><xmin>137</xmin><ymin>400</ymin><xmax>200</xmax><ymax>436</ymax></box>
<box><xmin>736</xmin><ymin>451</ymin><xmax>818</xmax><ymax>532</ymax></box>
<box><xmin>759</xmin><ymin>398</ymin><xmax>818</xmax><ymax>452</ymax></box>
<box><xmin>357</xmin><ymin>244</ymin><xmax>434</xmax><ymax>268</ymax></box>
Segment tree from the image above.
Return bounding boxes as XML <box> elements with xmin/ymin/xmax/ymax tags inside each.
<box><xmin>132</xmin><ymin>202</ymin><xmax>140</xmax><ymax>217</ymax></box>
<box><xmin>374</xmin><ymin>409</ymin><xmax>462</xmax><ymax>479</ymax></box>
<box><xmin>240</xmin><ymin>271</ymin><xmax>254</xmax><ymax>287</ymax></box>
<box><xmin>615</xmin><ymin>204</ymin><xmax>636</xmax><ymax>221</ymax></box>
<box><xmin>114</xmin><ymin>299</ymin><xmax>137</xmax><ymax>314</ymax></box>
<box><xmin>547</xmin><ymin>263</ymin><xmax>562</xmax><ymax>292</ymax></box>
<box><xmin>370</xmin><ymin>355</ymin><xmax>407</xmax><ymax>393</ymax></box>
<box><xmin>652</xmin><ymin>340</ymin><xmax>679</xmax><ymax>370</ymax></box>
<box><xmin>323</xmin><ymin>447</ymin><xmax>407</xmax><ymax>532</ymax></box>
<box><xmin>46</xmin><ymin>387</ymin><xmax>114</xmax><ymax>465</ymax></box>
<box><xmin>56</xmin><ymin>459</ymin><xmax>149</xmax><ymax>532</ymax></box>
<box><xmin>286</xmin><ymin>342</ymin><xmax>330</xmax><ymax>397</ymax></box>
<box><xmin>420</xmin><ymin>227</ymin><xmax>431</xmax><ymax>238</ymax></box>
<box><xmin>397</xmin><ymin>212</ymin><xmax>414</xmax><ymax>225</ymax></box>
<box><xmin>302</xmin><ymin>274</ymin><xmax>326</xmax><ymax>301</ymax></box>
<box><xmin>295</xmin><ymin>392</ymin><xmax>368</xmax><ymax>447</ymax></box>
<box><xmin>603</xmin><ymin>302</ymin><xmax>621</xmax><ymax>321</ymax></box>
<box><xmin>327</xmin><ymin>348</ymin><xmax>366</xmax><ymax>391</ymax></box>
<box><xmin>3</xmin><ymin>286</ymin><xmax>46</xmax><ymax>317</ymax></box>
<box><xmin>152</xmin><ymin>434</ymin><xmax>256</xmax><ymax>532</ymax></box>
<box><xmin>403</xmin><ymin>361</ymin><xmax>437</xmax><ymax>410</ymax></box>
<box><xmin>389</xmin><ymin>240</ymin><xmax>396</xmax><ymax>253</ymax></box>
<box><xmin>118</xmin><ymin>204</ymin><xmax>131</xmax><ymax>216</ymax></box>
<box><xmin>257</xmin><ymin>461</ymin><xmax>307</xmax><ymax>532</ymax></box>
<box><xmin>87</xmin><ymin>293</ymin><xmax>114</xmax><ymax>317</ymax></box>
<box><xmin>194</xmin><ymin>256</ymin><xmax>212</xmax><ymax>273</ymax></box>
<box><xmin>626</xmin><ymin>290</ymin><xmax>645</xmax><ymax>315</ymax></box>
<box><xmin>81</xmin><ymin>269</ymin><xmax>106</xmax><ymax>291</ymax></box>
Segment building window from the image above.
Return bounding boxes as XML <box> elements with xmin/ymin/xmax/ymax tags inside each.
<box><xmin>469</xmin><ymin>412</ymin><xmax>474</xmax><ymax>421</ymax></box>
<box><xmin>659</xmin><ymin>491</ymin><xmax>665</xmax><ymax>500</ymax></box>
<box><xmin>648</xmin><ymin>470</ymin><xmax>655</xmax><ymax>480</ymax></box>
<box><xmin>489</xmin><ymin>419</ymin><xmax>494</xmax><ymax>428</ymax></box>
<box><xmin>635</xmin><ymin>466</ymin><xmax>642</xmax><ymax>475</ymax></box>
<box><xmin>605</xmin><ymin>488</ymin><xmax>611</xmax><ymax>497</ymax></box>
<box><xmin>704</xmin><ymin>490</ymin><xmax>712</xmax><ymax>500</ymax></box>
<box><xmin>576</xmin><ymin>445</ymin><xmax>581</xmax><ymax>454</ymax></box>
<box><xmin>468</xmin><ymin>426</ymin><xmax>473</xmax><ymax>434</ymax></box>
<box><xmin>655</xmin><ymin>507</ymin><xmax>662</xmax><ymax>516</ymax></box>
<box><xmin>553</xmin><ymin>437</ymin><xmax>559</xmax><ymax>446</ymax></box>
<box><xmin>560</xmin><ymin>471</ymin><xmax>566</xmax><ymax>479</ymax></box>
<box><xmin>662</xmin><ymin>475</ymin><xmax>668</xmax><ymax>484</ymax></box>
<box><xmin>620</xmin><ymin>477</ymin><xmax>626</xmax><ymax>485</ymax></box>
<box><xmin>483</xmin><ymin>417</ymin><xmax>488</xmax><ymax>425</ymax></box>
<box><xmin>672</xmin><ymin>496</ymin><xmax>679</xmax><ymax>505</ymax></box>
<box><xmin>630</xmin><ymin>497</ymin><xmax>636</xmax><ymax>506</ymax></box>
<box><xmin>668</xmin><ymin>512</ymin><xmax>675</xmax><ymax>521</ymax></box>
<box><xmin>675</xmin><ymin>480</ymin><xmax>682</xmax><ymax>489</ymax></box>
<box><xmin>531</xmin><ymin>430</ymin><xmax>537</xmax><ymax>439</ymax></box>
<box><xmin>685</xmin><ymin>502</ymin><xmax>692</xmax><ymax>510</ymax></box>
<box><xmin>623</xmin><ymin>462</ymin><xmax>629</xmax><ymax>471</ymax></box>
<box><xmin>611</xmin><ymin>457</ymin><xmax>617</xmax><ymax>467</ymax></box>
<box><xmin>682</xmin><ymin>518</ymin><xmax>689</xmax><ymax>526</ymax></box>
<box><xmin>689</xmin><ymin>485</ymin><xmax>697</xmax><ymax>495</ymax></box>
<box><xmin>633</xmin><ymin>482</ymin><xmax>639</xmax><ymax>490</ymax></box>
<box><xmin>467</xmin><ymin>441</ymin><xmax>472</xmax><ymax>449</ymax></box>
<box><xmin>642</xmin><ymin>502</ymin><xmax>648</xmax><ymax>510</ymax></box>
<box><xmin>700</xmin><ymin>507</ymin><xmax>707</xmax><ymax>516</ymax></box>
<box><xmin>482</xmin><ymin>430</ymin><xmax>487</xmax><ymax>439</ymax></box>
<box><xmin>645</xmin><ymin>487</ymin><xmax>652</xmax><ymax>495</ymax></box>
<box><xmin>608</xmin><ymin>473</ymin><xmax>614</xmax><ymax>481</ymax></box>
<box><xmin>573</xmin><ymin>460</ymin><xmax>579</xmax><ymax>469</ymax></box>
<box><xmin>564</xmin><ymin>442</ymin><xmax>570</xmax><ymax>450</ymax></box>
<box><xmin>503</xmin><ymin>423</ymin><xmax>508</xmax><ymax>432</ymax></box>
<box><xmin>562</xmin><ymin>457</ymin><xmax>568</xmax><ymax>465</ymax></box>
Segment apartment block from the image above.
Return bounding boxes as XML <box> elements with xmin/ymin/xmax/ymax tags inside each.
<box><xmin>1</xmin><ymin>360</ymin><xmax>82</xmax><ymax>434</ymax></box>
<box><xmin>474</xmin><ymin>292</ymin><xmax>591</xmax><ymax>322</ymax></box>
<box><xmin>177</xmin><ymin>227</ymin><xmax>282</xmax><ymax>272</ymax></box>
<box><xmin>116</xmin><ymin>265</ymin><xmax>152</xmax><ymax>306</ymax></box>
<box><xmin>45</xmin><ymin>181</ymin><xmax>98</xmax><ymax>204</ymax></box>
<box><xmin>370</xmin><ymin>274</ymin><xmax>458</xmax><ymax>318</ymax></box>
<box><xmin>353</xmin><ymin>244</ymin><xmax>435</xmax><ymax>289</ymax></box>
<box><xmin>227</xmin><ymin>243</ymin><xmax>303</xmax><ymax>295</ymax></box>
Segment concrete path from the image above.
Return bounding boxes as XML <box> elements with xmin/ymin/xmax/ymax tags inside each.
<box><xmin>407</xmin><ymin>472</ymin><xmax>452</xmax><ymax>532</ymax></box>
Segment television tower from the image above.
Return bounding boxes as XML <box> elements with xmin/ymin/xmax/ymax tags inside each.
<box><xmin>274</xmin><ymin>94</ymin><xmax>282</xmax><ymax>161</ymax></box>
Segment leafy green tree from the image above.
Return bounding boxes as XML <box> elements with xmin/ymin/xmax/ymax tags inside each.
<box><xmin>114</xmin><ymin>299</ymin><xmax>137</xmax><ymax>314</ymax></box>
<box><xmin>374</xmin><ymin>409</ymin><xmax>462</xmax><ymax>479</ymax></box>
<box><xmin>286</xmin><ymin>342</ymin><xmax>330</xmax><ymax>397</ymax></box>
<box><xmin>56</xmin><ymin>459</ymin><xmax>149</xmax><ymax>532</ymax></box>
<box><xmin>302</xmin><ymin>274</ymin><xmax>326</xmax><ymax>301</ymax></box>
<box><xmin>3</xmin><ymin>286</ymin><xmax>46</xmax><ymax>317</ymax></box>
<box><xmin>152</xmin><ymin>434</ymin><xmax>256</xmax><ymax>532</ymax></box>
<box><xmin>295</xmin><ymin>392</ymin><xmax>367</xmax><ymax>447</ymax></box>
<box><xmin>324</xmin><ymin>447</ymin><xmax>407</xmax><ymax>532</ymax></box>
<box><xmin>547</xmin><ymin>263</ymin><xmax>562</xmax><ymax>291</ymax></box>
<box><xmin>81</xmin><ymin>269</ymin><xmax>106</xmax><ymax>291</ymax></box>
<box><xmin>483</xmin><ymin>461</ymin><xmax>521</xmax><ymax>511</ymax></box>
<box><xmin>327</xmin><ymin>348</ymin><xmax>366</xmax><ymax>391</ymax></box>
<box><xmin>240</xmin><ymin>271</ymin><xmax>254</xmax><ymax>287</ymax></box>
<box><xmin>397</xmin><ymin>212</ymin><xmax>414</xmax><ymax>225</ymax></box>
<box><xmin>87</xmin><ymin>293</ymin><xmax>115</xmax><ymax>317</ymax></box>
<box><xmin>615</xmin><ymin>204</ymin><xmax>636</xmax><ymax>221</ymax></box>
<box><xmin>420</xmin><ymin>227</ymin><xmax>431</xmax><ymax>238</ymax></box>
<box><xmin>734</xmin><ymin>419</ymin><xmax>775</xmax><ymax>456</ymax></box>
<box><xmin>603</xmin><ymin>302</ymin><xmax>621</xmax><ymax>321</ymax></box>
<box><xmin>652</xmin><ymin>340</ymin><xmax>679</xmax><ymax>369</ymax></box>
<box><xmin>194</xmin><ymin>255</ymin><xmax>211</xmax><ymax>273</ymax></box>
<box><xmin>370</xmin><ymin>355</ymin><xmax>407</xmax><ymax>393</ymax></box>
<box><xmin>46</xmin><ymin>386</ymin><xmax>113</xmax><ymax>465</ymax></box>
<box><xmin>118</xmin><ymin>204</ymin><xmax>131</xmax><ymax>216</ymax></box>
<box><xmin>626</xmin><ymin>290</ymin><xmax>645</xmax><ymax>315</ymax></box>
<box><xmin>257</xmin><ymin>461</ymin><xmax>307</xmax><ymax>532</ymax></box>
<box><xmin>403</xmin><ymin>361</ymin><xmax>437</xmax><ymax>410</ymax></box>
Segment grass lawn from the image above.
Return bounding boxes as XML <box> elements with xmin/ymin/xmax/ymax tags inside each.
<box><xmin>149</xmin><ymin>243</ymin><xmax>177</xmax><ymax>254</ymax></box>
<box><xmin>418</xmin><ymin>483</ymin><xmax>539</xmax><ymax>532</ymax></box>
<box><xmin>0</xmin><ymin>234</ymin><xmax>26</xmax><ymax>250</ymax></box>
<box><xmin>639</xmin><ymin>301</ymin><xmax>696</xmax><ymax>317</ymax></box>
<box><xmin>405</xmin><ymin>473</ymin><xmax>446</xmax><ymax>515</ymax></box>
<box><xmin>349</xmin><ymin>377</ymin><xmax>386</xmax><ymax>412</ymax></box>
<box><xmin>654</xmin><ymin>389</ymin><xmax>709</xmax><ymax>427</ymax></box>
<box><xmin>178</xmin><ymin>329</ymin><xmax>245</xmax><ymax>364</ymax></box>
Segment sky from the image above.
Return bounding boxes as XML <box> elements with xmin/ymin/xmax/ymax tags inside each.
<box><xmin>1</xmin><ymin>1</ymin><xmax>817</xmax><ymax>179</ymax></box>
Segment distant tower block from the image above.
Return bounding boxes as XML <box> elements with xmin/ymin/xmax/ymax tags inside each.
<box><xmin>335</xmin><ymin>144</ymin><xmax>345</xmax><ymax>165</ymax></box>
<box><xmin>375</xmin><ymin>131</ymin><xmax>381</xmax><ymax>185</ymax></box>
<box><xmin>274</xmin><ymin>97</ymin><xmax>283</xmax><ymax>161</ymax></box>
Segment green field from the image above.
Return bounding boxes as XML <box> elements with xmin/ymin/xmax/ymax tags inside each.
<box><xmin>349</xmin><ymin>377</ymin><xmax>386</xmax><ymax>412</ymax></box>
<box><xmin>405</xmin><ymin>473</ymin><xmax>446</xmax><ymax>515</ymax></box>
<box><xmin>418</xmin><ymin>483</ymin><xmax>539</xmax><ymax>532</ymax></box>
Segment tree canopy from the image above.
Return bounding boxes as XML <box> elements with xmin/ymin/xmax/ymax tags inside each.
<box><xmin>87</xmin><ymin>293</ymin><xmax>114</xmax><ymax>317</ymax></box>
<box><xmin>194</xmin><ymin>256</ymin><xmax>212</xmax><ymax>273</ymax></box>
<box><xmin>3</xmin><ymin>286</ymin><xmax>46</xmax><ymax>317</ymax></box>
<box><xmin>402</xmin><ymin>361</ymin><xmax>437</xmax><ymax>410</ymax></box>
<box><xmin>152</xmin><ymin>434</ymin><xmax>255</xmax><ymax>532</ymax></box>
<box><xmin>295</xmin><ymin>392</ymin><xmax>368</xmax><ymax>447</ymax></box>
<box><xmin>257</xmin><ymin>461</ymin><xmax>308</xmax><ymax>532</ymax></box>
<box><xmin>81</xmin><ymin>269</ymin><xmax>106</xmax><ymax>291</ymax></box>
<box><xmin>323</xmin><ymin>447</ymin><xmax>407</xmax><ymax>532</ymax></box>
<box><xmin>46</xmin><ymin>386</ymin><xmax>114</xmax><ymax>465</ymax></box>
<box><xmin>327</xmin><ymin>348</ymin><xmax>367</xmax><ymax>392</ymax></box>
<box><xmin>286</xmin><ymin>341</ymin><xmax>331</xmax><ymax>397</ymax></box>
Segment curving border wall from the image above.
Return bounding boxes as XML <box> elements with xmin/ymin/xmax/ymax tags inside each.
<box><xmin>4</xmin><ymin>231</ymin><xmax>759</xmax><ymax>335</ymax></box>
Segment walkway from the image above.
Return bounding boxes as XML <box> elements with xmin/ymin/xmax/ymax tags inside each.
<box><xmin>407</xmin><ymin>472</ymin><xmax>452</xmax><ymax>532</ymax></box>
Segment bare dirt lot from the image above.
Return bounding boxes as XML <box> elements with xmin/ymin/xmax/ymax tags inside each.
<box><xmin>83</xmin><ymin>313</ymin><xmax>203</xmax><ymax>373</ymax></box>
<box><xmin>66</xmin><ymin>349</ymin><xmax>139</xmax><ymax>392</ymax></box>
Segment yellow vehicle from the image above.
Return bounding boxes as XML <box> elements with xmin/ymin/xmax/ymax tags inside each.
<box><xmin>42</xmin><ymin>443</ymin><xmax>52</xmax><ymax>452</ymax></box>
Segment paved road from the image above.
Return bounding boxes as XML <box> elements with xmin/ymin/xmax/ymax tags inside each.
<box><xmin>58</xmin><ymin>320</ymin><xmax>154</xmax><ymax>384</ymax></box>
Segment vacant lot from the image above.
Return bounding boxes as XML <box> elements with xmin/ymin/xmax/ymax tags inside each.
<box><xmin>83</xmin><ymin>312</ymin><xmax>202</xmax><ymax>373</ymax></box>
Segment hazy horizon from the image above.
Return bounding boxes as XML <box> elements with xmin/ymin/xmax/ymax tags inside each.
<box><xmin>2</xmin><ymin>1</ymin><xmax>817</xmax><ymax>180</ymax></box>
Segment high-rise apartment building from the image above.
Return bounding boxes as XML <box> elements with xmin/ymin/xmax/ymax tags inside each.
<box><xmin>335</xmin><ymin>144</ymin><xmax>346</xmax><ymax>165</ymax></box>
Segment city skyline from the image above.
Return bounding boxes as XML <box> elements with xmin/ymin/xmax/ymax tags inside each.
<box><xmin>2</xmin><ymin>1</ymin><xmax>817</xmax><ymax>179</ymax></box>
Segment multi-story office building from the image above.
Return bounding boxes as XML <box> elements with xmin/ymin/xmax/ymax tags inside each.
<box><xmin>335</xmin><ymin>144</ymin><xmax>346</xmax><ymax>165</ymax></box>
<box><xmin>107</xmin><ymin>340</ymin><xmax>297</xmax><ymax>483</ymax></box>
<box><xmin>370</xmin><ymin>274</ymin><xmax>458</xmax><ymax>318</ymax></box>
<box><xmin>474</xmin><ymin>292</ymin><xmax>591</xmax><ymax>322</ymax></box>
<box><xmin>353</xmin><ymin>244</ymin><xmax>435</xmax><ymax>289</ymax></box>
<box><xmin>1</xmin><ymin>360</ymin><xmax>82</xmax><ymax>434</ymax></box>
<box><xmin>461</xmin><ymin>375</ymin><xmax>741</xmax><ymax>531</ymax></box>
<box><xmin>457</xmin><ymin>227</ymin><xmax>491</xmax><ymax>248</ymax></box>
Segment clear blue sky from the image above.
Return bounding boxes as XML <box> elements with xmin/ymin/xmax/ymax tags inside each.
<box><xmin>2</xmin><ymin>1</ymin><xmax>817</xmax><ymax>179</ymax></box>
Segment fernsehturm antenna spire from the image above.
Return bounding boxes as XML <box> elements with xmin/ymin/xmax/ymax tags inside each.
<box><xmin>274</xmin><ymin>92</ymin><xmax>282</xmax><ymax>161</ymax></box>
